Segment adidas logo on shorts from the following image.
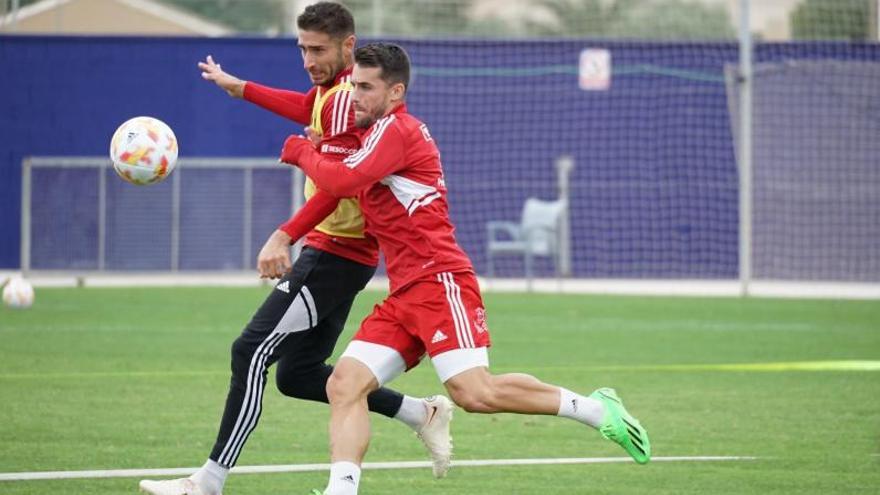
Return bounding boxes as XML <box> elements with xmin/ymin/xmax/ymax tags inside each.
<box><xmin>431</xmin><ymin>329</ymin><xmax>448</xmax><ymax>343</ymax></box>
<box><xmin>275</xmin><ymin>281</ymin><xmax>290</xmax><ymax>293</ymax></box>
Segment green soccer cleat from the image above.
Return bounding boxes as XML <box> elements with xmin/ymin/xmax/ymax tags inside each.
<box><xmin>589</xmin><ymin>387</ymin><xmax>651</xmax><ymax>464</ymax></box>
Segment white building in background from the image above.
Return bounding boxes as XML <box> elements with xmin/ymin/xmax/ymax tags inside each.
<box><xmin>0</xmin><ymin>0</ymin><xmax>231</xmax><ymax>36</ymax></box>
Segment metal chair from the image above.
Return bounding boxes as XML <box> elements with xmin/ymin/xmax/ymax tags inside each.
<box><xmin>486</xmin><ymin>198</ymin><xmax>566</xmax><ymax>287</ymax></box>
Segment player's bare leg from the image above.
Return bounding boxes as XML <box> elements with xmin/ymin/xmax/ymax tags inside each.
<box><xmin>323</xmin><ymin>357</ymin><xmax>379</xmax><ymax>495</ymax></box>
<box><xmin>443</xmin><ymin>367</ymin><xmax>563</xmax><ymax>414</ymax></box>
<box><xmin>442</xmin><ymin>361</ymin><xmax>650</xmax><ymax>464</ymax></box>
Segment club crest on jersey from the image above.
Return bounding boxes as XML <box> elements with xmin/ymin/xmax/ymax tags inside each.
<box><xmin>474</xmin><ymin>307</ymin><xmax>488</xmax><ymax>333</ymax></box>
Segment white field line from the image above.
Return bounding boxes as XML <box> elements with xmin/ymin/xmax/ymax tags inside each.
<box><xmin>3</xmin><ymin>271</ymin><xmax>879</xmax><ymax>299</ymax></box>
<box><xmin>0</xmin><ymin>456</ymin><xmax>758</xmax><ymax>481</ymax></box>
<box><xmin>1</xmin><ymin>360</ymin><xmax>878</xmax><ymax>380</ymax></box>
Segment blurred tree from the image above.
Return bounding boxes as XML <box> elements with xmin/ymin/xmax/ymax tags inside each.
<box><xmin>343</xmin><ymin>0</ymin><xmax>473</xmax><ymax>37</ymax></box>
<box><xmin>791</xmin><ymin>0</ymin><xmax>873</xmax><ymax>40</ymax></box>
<box><xmin>6</xmin><ymin>0</ymin><xmax>734</xmax><ymax>39</ymax></box>
<box><xmin>527</xmin><ymin>0</ymin><xmax>633</xmax><ymax>37</ymax></box>
<box><xmin>164</xmin><ymin>0</ymin><xmax>288</xmax><ymax>35</ymax></box>
<box><xmin>527</xmin><ymin>0</ymin><xmax>735</xmax><ymax>39</ymax></box>
<box><xmin>162</xmin><ymin>0</ymin><xmax>471</xmax><ymax>37</ymax></box>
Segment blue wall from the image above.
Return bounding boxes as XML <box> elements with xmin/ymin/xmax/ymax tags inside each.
<box><xmin>12</xmin><ymin>37</ymin><xmax>871</xmax><ymax>277</ymax></box>
<box><xmin>402</xmin><ymin>40</ymin><xmax>740</xmax><ymax>277</ymax></box>
<box><xmin>1</xmin><ymin>35</ymin><xmax>745</xmax><ymax>277</ymax></box>
<box><xmin>0</xmin><ymin>35</ymin><xmax>311</xmax><ymax>268</ymax></box>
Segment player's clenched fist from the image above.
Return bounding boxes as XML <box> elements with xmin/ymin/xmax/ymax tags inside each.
<box><xmin>280</xmin><ymin>134</ymin><xmax>313</xmax><ymax>166</ymax></box>
<box><xmin>256</xmin><ymin>229</ymin><xmax>293</xmax><ymax>279</ymax></box>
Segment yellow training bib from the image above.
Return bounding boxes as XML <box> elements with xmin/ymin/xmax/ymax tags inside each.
<box><xmin>306</xmin><ymin>80</ymin><xmax>365</xmax><ymax>239</ymax></box>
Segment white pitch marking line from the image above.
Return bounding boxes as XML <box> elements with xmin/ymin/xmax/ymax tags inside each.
<box><xmin>0</xmin><ymin>456</ymin><xmax>758</xmax><ymax>481</ymax></box>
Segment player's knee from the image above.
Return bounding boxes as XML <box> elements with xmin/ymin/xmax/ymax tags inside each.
<box><xmin>276</xmin><ymin>363</ymin><xmax>328</xmax><ymax>400</ymax></box>
<box><xmin>326</xmin><ymin>371</ymin><xmax>360</xmax><ymax>405</ymax></box>
<box><xmin>230</xmin><ymin>336</ymin><xmax>256</xmax><ymax>368</ymax></box>
<box><xmin>275</xmin><ymin>371</ymin><xmax>301</xmax><ymax>398</ymax></box>
<box><xmin>326</xmin><ymin>359</ymin><xmax>373</xmax><ymax>405</ymax></box>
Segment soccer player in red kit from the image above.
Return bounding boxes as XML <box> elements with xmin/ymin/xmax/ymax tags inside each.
<box><xmin>139</xmin><ymin>6</ymin><xmax>451</xmax><ymax>495</ymax></box>
<box><xmin>281</xmin><ymin>43</ymin><xmax>652</xmax><ymax>495</ymax></box>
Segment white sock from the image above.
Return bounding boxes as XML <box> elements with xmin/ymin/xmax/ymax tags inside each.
<box><xmin>191</xmin><ymin>459</ymin><xmax>228</xmax><ymax>495</ymax></box>
<box><xmin>394</xmin><ymin>395</ymin><xmax>429</xmax><ymax>431</ymax></box>
<box><xmin>325</xmin><ymin>461</ymin><xmax>361</xmax><ymax>495</ymax></box>
<box><xmin>557</xmin><ymin>388</ymin><xmax>605</xmax><ymax>428</ymax></box>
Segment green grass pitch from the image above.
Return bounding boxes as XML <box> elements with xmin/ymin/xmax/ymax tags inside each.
<box><xmin>0</xmin><ymin>287</ymin><xmax>878</xmax><ymax>494</ymax></box>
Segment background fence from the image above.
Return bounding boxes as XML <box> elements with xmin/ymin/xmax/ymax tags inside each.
<box><xmin>21</xmin><ymin>157</ymin><xmax>302</xmax><ymax>271</ymax></box>
<box><xmin>2</xmin><ymin>0</ymin><xmax>879</xmax><ymax>288</ymax></box>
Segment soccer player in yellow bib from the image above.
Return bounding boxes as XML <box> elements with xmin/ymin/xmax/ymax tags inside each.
<box><xmin>139</xmin><ymin>4</ymin><xmax>452</xmax><ymax>495</ymax></box>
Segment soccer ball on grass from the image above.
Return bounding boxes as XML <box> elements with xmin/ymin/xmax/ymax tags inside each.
<box><xmin>2</xmin><ymin>276</ymin><xmax>34</xmax><ymax>309</ymax></box>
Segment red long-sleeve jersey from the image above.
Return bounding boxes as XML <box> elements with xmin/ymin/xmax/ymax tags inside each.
<box><xmin>287</xmin><ymin>104</ymin><xmax>473</xmax><ymax>293</ymax></box>
<box><xmin>242</xmin><ymin>81</ymin><xmax>313</xmax><ymax>125</ymax></box>
<box><xmin>243</xmin><ymin>69</ymin><xmax>379</xmax><ymax>266</ymax></box>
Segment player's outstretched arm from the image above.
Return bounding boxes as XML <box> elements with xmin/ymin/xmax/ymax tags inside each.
<box><xmin>197</xmin><ymin>55</ymin><xmax>314</xmax><ymax>125</ymax></box>
<box><xmin>280</xmin><ymin>124</ymin><xmax>404</xmax><ymax>197</ymax></box>
<box><xmin>197</xmin><ymin>55</ymin><xmax>246</xmax><ymax>98</ymax></box>
<box><xmin>281</xmin><ymin>136</ymin><xmax>363</xmax><ymax>196</ymax></box>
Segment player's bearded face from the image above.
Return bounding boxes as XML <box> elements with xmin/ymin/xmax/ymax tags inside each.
<box><xmin>351</xmin><ymin>66</ymin><xmax>394</xmax><ymax>129</ymax></box>
<box><xmin>298</xmin><ymin>30</ymin><xmax>347</xmax><ymax>86</ymax></box>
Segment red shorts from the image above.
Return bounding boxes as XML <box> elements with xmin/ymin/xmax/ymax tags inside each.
<box><xmin>354</xmin><ymin>271</ymin><xmax>492</xmax><ymax>369</ymax></box>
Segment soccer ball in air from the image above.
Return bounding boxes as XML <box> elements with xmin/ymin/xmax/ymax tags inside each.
<box><xmin>109</xmin><ymin>116</ymin><xmax>178</xmax><ymax>185</ymax></box>
<box><xmin>2</xmin><ymin>276</ymin><xmax>34</xmax><ymax>309</ymax></box>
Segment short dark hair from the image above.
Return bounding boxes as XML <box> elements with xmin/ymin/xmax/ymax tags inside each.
<box><xmin>296</xmin><ymin>1</ymin><xmax>355</xmax><ymax>39</ymax></box>
<box><xmin>354</xmin><ymin>43</ymin><xmax>411</xmax><ymax>91</ymax></box>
